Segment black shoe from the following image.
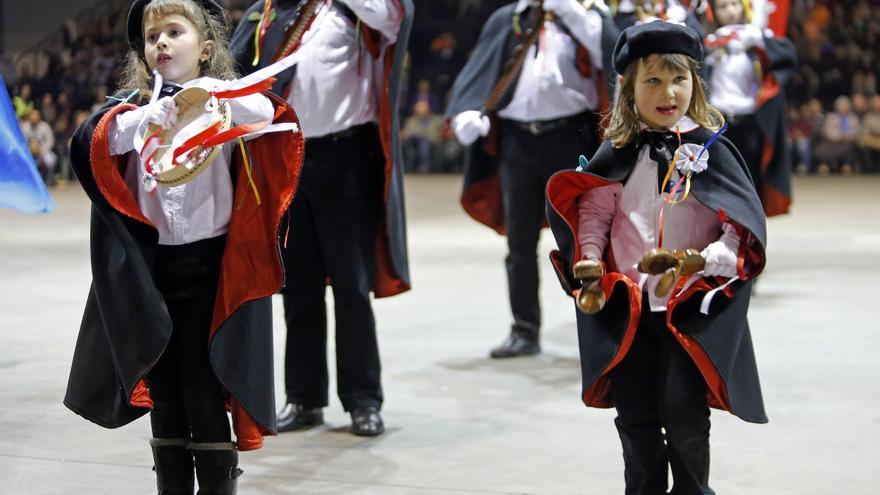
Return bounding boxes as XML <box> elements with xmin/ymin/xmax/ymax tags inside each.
<box><xmin>276</xmin><ymin>403</ymin><xmax>323</xmax><ymax>432</ymax></box>
<box><xmin>350</xmin><ymin>407</ymin><xmax>384</xmax><ymax>437</ymax></box>
<box><xmin>489</xmin><ymin>333</ymin><xmax>540</xmax><ymax>358</ymax></box>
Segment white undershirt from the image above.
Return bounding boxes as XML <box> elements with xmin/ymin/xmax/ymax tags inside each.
<box><xmin>709</xmin><ymin>50</ymin><xmax>759</xmax><ymax>116</ymax></box>
<box><xmin>497</xmin><ymin>0</ymin><xmax>604</xmax><ymax>122</ymax></box>
<box><xmin>108</xmin><ymin>76</ymin><xmax>274</xmax><ymax>245</ymax></box>
<box><xmin>286</xmin><ymin>0</ymin><xmax>401</xmax><ymax>138</ymax></box>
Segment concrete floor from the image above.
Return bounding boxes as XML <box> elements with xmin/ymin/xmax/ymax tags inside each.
<box><xmin>1</xmin><ymin>175</ymin><xmax>879</xmax><ymax>494</ymax></box>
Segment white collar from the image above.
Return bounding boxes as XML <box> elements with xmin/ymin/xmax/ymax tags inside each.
<box><xmin>641</xmin><ymin>115</ymin><xmax>701</xmax><ymax>134</ymax></box>
<box><xmin>164</xmin><ymin>76</ymin><xmax>224</xmax><ymax>91</ymax></box>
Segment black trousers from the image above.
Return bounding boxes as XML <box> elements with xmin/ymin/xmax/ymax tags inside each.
<box><xmin>724</xmin><ymin>114</ymin><xmax>763</xmax><ymax>193</ymax></box>
<box><xmin>281</xmin><ymin>123</ymin><xmax>384</xmax><ymax>412</ymax></box>
<box><xmin>498</xmin><ymin>112</ymin><xmax>599</xmax><ymax>339</ymax></box>
<box><xmin>148</xmin><ymin>235</ymin><xmax>231</xmax><ymax>443</ymax></box>
<box><xmin>610</xmin><ymin>304</ymin><xmax>713</xmax><ymax>495</ymax></box>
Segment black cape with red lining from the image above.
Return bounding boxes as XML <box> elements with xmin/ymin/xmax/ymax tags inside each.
<box><xmin>230</xmin><ymin>0</ymin><xmax>413</xmax><ymax>297</ymax></box>
<box><xmin>445</xmin><ymin>3</ymin><xmax>619</xmax><ymax>234</ymax></box>
<box><xmin>706</xmin><ymin>34</ymin><xmax>796</xmax><ymax>217</ymax></box>
<box><xmin>63</xmin><ymin>93</ymin><xmax>304</xmax><ymax>451</ymax></box>
<box><xmin>545</xmin><ymin>128</ymin><xmax>768</xmax><ymax>423</ymax></box>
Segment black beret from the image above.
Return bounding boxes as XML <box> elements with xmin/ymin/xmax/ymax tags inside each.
<box><xmin>127</xmin><ymin>0</ymin><xmax>226</xmax><ymax>54</ymax></box>
<box><xmin>612</xmin><ymin>21</ymin><xmax>704</xmax><ymax>74</ymax></box>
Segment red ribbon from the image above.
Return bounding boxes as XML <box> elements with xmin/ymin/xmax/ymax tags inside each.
<box><xmin>212</xmin><ymin>77</ymin><xmax>277</xmax><ymax>100</ymax></box>
<box><xmin>171</xmin><ymin>120</ymin><xmax>225</xmax><ymax>165</ymax></box>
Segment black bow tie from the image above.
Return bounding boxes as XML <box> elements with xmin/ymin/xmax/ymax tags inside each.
<box><xmin>159</xmin><ymin>83</ymin><xmax>183</xmax><ymax>97</ymax></box>
<box><xmin>640</xmin><ymin>131</ymin><xmax>678</xmax><ymax>192</ymax></box>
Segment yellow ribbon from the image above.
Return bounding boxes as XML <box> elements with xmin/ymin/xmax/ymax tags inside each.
<box><xmin>236</xmin><ymin>139</ymin><xmax>262</xmax><ymax>208</ymax></box>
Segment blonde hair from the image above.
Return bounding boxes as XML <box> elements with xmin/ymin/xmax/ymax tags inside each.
<box><xmin>116</xmin><ymin>0</ymin><xmax>238</xmax><ymax>100</ymax></box>
<box><xmin>603</xmin><ymin>53</ymin><xmax>724</xmax><ymax>148</ymax></box>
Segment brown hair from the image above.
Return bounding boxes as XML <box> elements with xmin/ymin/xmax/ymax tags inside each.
<box><xmin>116</xmin><ymin>0</ymin><xmax>238</xmax><ymax>100</ymax></box>
<box><xmin>603</xmin><ymin>53</ymin><xmax>724</xmax><ymax>148</ymax></box>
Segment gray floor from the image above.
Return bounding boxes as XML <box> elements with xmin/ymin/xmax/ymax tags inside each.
<box><xmin>1</xmin><ymin>175</ymin><xmax>878</xmax><ymax>494</ymax></box>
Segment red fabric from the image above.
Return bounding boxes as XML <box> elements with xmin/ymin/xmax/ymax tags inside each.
<box><xmin>753</xmin><ymin>47</ymin><xmax>781</xmax><ymax>109</ymax></box>
<box><xmin>461</xmin><ymin>175</ymin><xmax>506</xmax><ymax>235</ymax></box>
<box><xmin>130</xmin><ymin>380</ymin><xmax>153</xmax><ymax>409</ymax></box>
<box><xmin>666</xmin><ymin>277</ymin><xmax>734</xmax><ymax>413</ymax></box>
<box><xmin>212</xmin><ymin>78</ymin><xmax>276</xmax><ymax>100</ymax></box>
<box><xmin>91</xmin><ymin>104</ymin><xmax>154</xmax><ymax>227</ymax></box>
<box><xmin>582</xmin><ymin>272</ymin><xmax>642</xmax><ymax>408</ymax></box>
<box><xmin>371</xmin><ymin>12</ymin><xmax>411</xmax><ymax>298</ymax></box>
<box><xmin>171</xmin><ymin>120</ymin><xmax>224</xmax><ymax>164</ymax></box>
<box><xmin>546</xmin><ymin>170</ymin><xmax>641</xmax><ymax>408</ymax></box>
<box><xmin>767</xmin><ymin>0</ymin><xmax>790</xmax><ymax>37</ymax></box>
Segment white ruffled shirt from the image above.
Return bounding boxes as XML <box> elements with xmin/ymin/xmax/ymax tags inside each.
<box><xmin>576</xmin><ymin>116</ymin><xmax>740</xmax><ymax>311</ymax></box>
<box><xmin>497</xmin><ymin>0</ymin><xmax>604</xmax><ymax>122</ymax></box>
<box><xmin>286</xmin><ymin>0</ymin><xmax>401</xmax><ymax>138</ymax></box>
<box><xmin>107</xmin><ymin>76</ymin><xmax>274</xmax><ymax>245</ymax></box>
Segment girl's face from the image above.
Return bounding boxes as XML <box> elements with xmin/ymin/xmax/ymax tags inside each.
<box><xmin>143</xmin><ymin>13</ymin><xmax>212</xmax><ymax>84</ymax></box>
<box><xmin>714</xmin><ymin>0</ymin><xmax>744</xmax><ymax>26</ymax></box>
<box><xmin>633</xmin><ymin>57</ymin><xmax>693</xmax><ymax>130</ymax></box>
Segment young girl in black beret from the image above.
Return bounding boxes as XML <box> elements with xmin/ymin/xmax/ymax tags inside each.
<box><xmin>63</xmin><ymin>1</ymin><xmax>303</xmax><ymax>492</ymax></box>
<box><xmin>546</xmin><ymin>21</ymin><xmax>767</xmax><ymax>493</ymax></box>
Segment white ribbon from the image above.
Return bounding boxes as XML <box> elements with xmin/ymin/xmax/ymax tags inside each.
<box><xmin>698</xmin><ymin>275</ymin><xmax>741</xmax><ymax>315</ymax></box>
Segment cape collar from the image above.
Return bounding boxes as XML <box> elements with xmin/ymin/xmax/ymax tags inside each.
<box><xmin>640</xmin><ymin>115</ymin><xmax>701</xmax><ymax>134</ymax></box>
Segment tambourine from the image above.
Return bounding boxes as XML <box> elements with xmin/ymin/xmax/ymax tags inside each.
<box><xmin>143</xmin><ymin>86</ymin><xmax>231</xmax><ymax>187</ymax></box>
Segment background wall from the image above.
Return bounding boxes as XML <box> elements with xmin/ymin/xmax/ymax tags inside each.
<box><xmin>1</xmin><ymin>0</ymin><xmax>118</xmax><ymax>54</ymax></box>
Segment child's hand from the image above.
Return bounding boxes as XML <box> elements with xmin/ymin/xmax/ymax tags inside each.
<box><xmin>543</xmin><ymin>0</ymin><xmax>583</xmax><ymax>21</ymax></box>
<box><xmin>452</xmin><ymin>110</ymin><xmax>490</xmax><ymax>146</ymax></box>
<box><xmin>142</xmin><ymin>96</ymin><xmax>179</xmax><ymax>131</ymax></box>
<box><xmin>736</xmin><ymin>24</ymin><xmax>765</xmax><ymax>50</ymax></box>
<box><xmin>111</xmin><ymin>96</ymin><xmax>180</xmax><ymax>155</ymax></box>
<box><xmin>701</xmin><ymin>241</ymin><xmax>738</xmax><ymax>278</ymax></box>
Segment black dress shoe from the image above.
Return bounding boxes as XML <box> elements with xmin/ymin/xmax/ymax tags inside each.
<box><xmin>277</xmin><ymin>403</ymin><xmax>323</xmax><ymax>432</ymax></box>
<box><xmin>350</xmin><ymin>407</ymin><xmax>384</xmax><ymax>437</ymax></box>
<box><xmin>489</xmin><ymin>333</ymin><xmax>540</xmax><ymax>358</ymax></box>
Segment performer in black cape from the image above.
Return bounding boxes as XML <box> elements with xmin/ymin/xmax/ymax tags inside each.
<box><xmin>703</xmin><ymin>0</ymin><xmax>796</xmax><ymax>216</ymax></box>
<box><xmin>230</xmin><ymin>0</ymin><xmax>413</xmax><ymax>436</ymax></box>
<box><xmin>445</xmin><ymin>0</ymin><xmax>619</xmax><ymax>358</ymax></box>
<box><xmin>610</xmin><ymin>0</ymin><xmax>705</xmax><ymax>35</ymax></box>
<box><xmin>546</xmin><ymin>21</ymin><xmax>768</xmax><ymax>493</ymax></box>
<box><xmin>64</xmin><ymin>0</ymin><xmax>304</xmax><ymax>492</ymax></box>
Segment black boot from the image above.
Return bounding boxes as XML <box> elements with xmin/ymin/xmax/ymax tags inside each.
<box><xmin>150</xmin><ymin>438</ymin><xmax>194</xmax><ymax>495</ymax></box>
<box><xmin>190</xmin><ymin>442</ymin><xmax>243</xmax><ymax>495</ymax></box>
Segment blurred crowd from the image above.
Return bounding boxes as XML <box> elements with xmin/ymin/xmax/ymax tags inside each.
<box><xmin>785</xmin><ymin>0</ymin><xmax>880</xmax><ymax>174</ymax></box>
<box><xmin>4</xmin><ymin>0</ymin><xmax>880</xmax><ymax>186</ymax></box>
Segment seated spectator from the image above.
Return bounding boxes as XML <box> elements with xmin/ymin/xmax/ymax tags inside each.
<box><xmin>859</xmin><ymin>95</ymin><xmax>880</xmax><ymax>174</ymax></box>
<box><xmin>815</xmin><ymin>96</ymin><xmax>861</xmax><ymax>175</ymax></box>
<box><xmin>789</xmin><ymin>107</ymin><xmax>814</xmax><ymax>175</ymax></box>
<box><xmin>409</xmin><ymin>79</ymin><xmax>441</xmax><ymax>113</ymax></box>
<box><xmin>20</xmin><ymin>109</ymin><xmax>57</xmax><ymax>186</ymax></box>
<box><xmin>13</xmin><ymin>83</ymin><xmax>34</xmax><ymax>120</ymax></box>
<box><xmin>40</xmin><ymin>93</ymin><xmax>58</xmax><ymax>123</ymax></box>
<box><xmin>401</xmin><ymin>101</ymin><xmax>444</xmax><ymax>173</ymax></box>
<box><xmin>28</xmin><ymin>137</ymin><xmax>54</xmax><ymax>185</ymax></box>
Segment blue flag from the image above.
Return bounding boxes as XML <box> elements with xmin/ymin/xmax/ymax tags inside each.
<box><xmin>0</xmin><ymin>75</ymin><xmax>55</xmax><ymax>213</ymax></box>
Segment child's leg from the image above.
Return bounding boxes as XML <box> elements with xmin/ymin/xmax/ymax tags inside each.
<box><xmin>146</xmin><ymin>334</ymin><xmax>195</xmax><ymax>494</ymax></box>
<box><xmin>155</xmin><ymin>236</ymin><xmax>231</xmax><ymax>444</ymax></box>
<box><xmin>657</xmin><ymin>330</ymin><xmax>713</xmax><ymax>495</ymax></box>
<box><xmin>153</xmin><ymin>236</ymin><xmax>235</xmax><ymax>492</ymax></box>
<box><xmin>610</xmin><ymin>310</ymin><xmax>668</xmax><ymax>494</ymax></box>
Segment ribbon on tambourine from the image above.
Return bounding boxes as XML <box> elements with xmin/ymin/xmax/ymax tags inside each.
<box><xmin>134</xmin><ymin>49</ymin><xmax>308</xmax><ymax>191</ymax></box>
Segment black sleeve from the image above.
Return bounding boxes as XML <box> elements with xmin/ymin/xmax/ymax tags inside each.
<box><xmin>229</xmin><ymin>1</ymin><xmax>265</xmax><ymax>74</ymax></box>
